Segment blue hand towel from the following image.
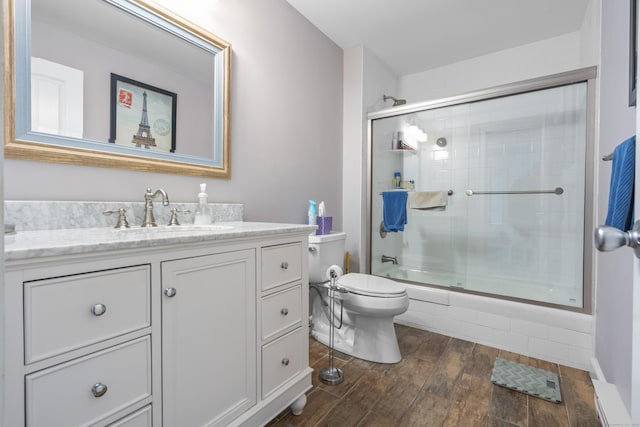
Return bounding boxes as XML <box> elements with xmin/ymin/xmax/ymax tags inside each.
<box><xmin>605</xmin><ymin>135</ymin><xmax>635</xmax><ymax>231</ymax></box>
<box><xmin>382</xmin><ymin>191</ymin><xmax>408</xmax><ymax>232</ymax></box>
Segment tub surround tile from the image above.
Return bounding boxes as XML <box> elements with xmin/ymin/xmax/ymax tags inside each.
<box><xmin>568</xmin><ymin>346</ymin><xmax>593</xmax><ymax>368</ymax></box>
<box><xmin>405</xmin><ymin>284</ymin><xmax>450</xmax><ymax>305</ymax></box>
<box><xmin>477</xmin><ymin>311</ymin><xmax>510</xmax><ymax>331</ymax></box>
<box><xmin>510</xmin><ymin>318</ymin><xmax>549</xmax><ymax>339</ymax></box>
<box><xmin>396</xmin><ymin>289</ymin><xmax>594</xmax><ymax>370</ymax></box>
<box><xmin>449</xmin><ymin>305</ymin><xmax>477</xmax><ymax>323</ymax></box>
<box><xmin>529</xmin><ymin>337</ymin><xmax>570</xmax><ymax>361</ymax></box>
<box><xmin>548</xmin><ymin>325</ymin><xmax>592</xmax><ymax>349</ymax></box>
<box><xmin>448</xmin><ymin>292</ymin><xmax>592</xmax><ymax>333</ymax></box>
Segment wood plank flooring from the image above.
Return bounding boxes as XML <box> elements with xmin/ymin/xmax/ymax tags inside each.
<box><xmin>268</xmin><ymin>324</ymin><xmax>601</xmax><ymax>427</ymax></box>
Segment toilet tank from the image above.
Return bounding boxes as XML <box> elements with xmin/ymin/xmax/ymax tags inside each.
<box><xmin>308</xmin><ymin>232</ymin><xmax>346</xmax><ymax>283</ymax></box>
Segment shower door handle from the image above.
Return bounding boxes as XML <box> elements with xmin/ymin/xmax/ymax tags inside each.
<box><xmin>594</xmin><ymin>221</ymin><xmax>640</xmax><ymax>258</ymax></box>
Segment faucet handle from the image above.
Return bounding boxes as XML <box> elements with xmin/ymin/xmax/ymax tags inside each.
<box><xmin>168</xmin><ymin>208</ymin><xmax>191</xmax><ymax>226</ymax></box>
<box><xmin>103</xmin><ymin>208</ymin><xmax>130</xmax><ymax>229</ymax></box>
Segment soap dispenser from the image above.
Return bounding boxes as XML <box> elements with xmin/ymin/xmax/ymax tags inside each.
<box><xmin>194</xmin><ymin>183</ymin><xmax>212</xmax><ymax>225</ymax></box>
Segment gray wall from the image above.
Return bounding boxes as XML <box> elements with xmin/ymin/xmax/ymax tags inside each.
<box><xmin>595</xmin><ymin>0</ymin><xmax>637</xmax><ymax>414</ymax></box>
<box><xmin>341</xmin><ymin>46</ymin><xmax>398</xmax><ymax>273</ymax></box>
<box><xmin>5</xmin><ymin>0</ymin><xmax>344</xmax><ymax>227</ymax></box>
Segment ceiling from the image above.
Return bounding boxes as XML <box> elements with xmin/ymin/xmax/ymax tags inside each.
<box><xmin>285</xmin><ymin>0</ymin><xmax>592</xmax><ymax>76</ymax></box>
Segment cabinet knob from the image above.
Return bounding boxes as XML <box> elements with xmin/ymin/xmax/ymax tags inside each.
<box><xmin>280</xmin><ymin>261</ymin><xmax>289</xmax><ymax>270</ymax></box>
<box><xmin>91</xmin><ymin>382</ymin><xmax>108</xmax><ymax>398</ymax></box>
<box><xmin>91</xmin><ymin>303</ymin><xmax>107</xmax><ymax>316</ymax></box>
<box><xmin>281</xmin><ymin>357</ymin><xmax>290</xmax><ymax>366</ymax></box>
<box><xmin>164</xmin><ymin>287</ymin><xmax>177</xmax><ymax>298</ymax></box>
<box><xmin>281</xmin><ymin>308</ymin><xmax>289</xmax><ymax>316</ymax></box>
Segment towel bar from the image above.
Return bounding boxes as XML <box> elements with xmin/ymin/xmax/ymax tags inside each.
<box><xmin>465</xmin><ymin>187</ymin><xmax>564</xmax><ymax>196</ymax></box>
<box><xmin>602</xmin><ymin>152</ymin><xmax>613</xmax><ymax>161</ymax></box>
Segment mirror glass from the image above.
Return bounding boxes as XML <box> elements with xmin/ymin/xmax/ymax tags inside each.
<box><xmin>5</xmin><ymin>0</ymin><xmax>231</xmax><ymax>178</ymax></box>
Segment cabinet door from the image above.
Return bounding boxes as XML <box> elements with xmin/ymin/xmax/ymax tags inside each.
<box><xmin>161</xmin><ymin>250</ymin><xmax>256</xmax><ymax>427</ymax></box>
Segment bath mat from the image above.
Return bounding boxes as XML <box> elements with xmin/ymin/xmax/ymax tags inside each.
<box><xmin>490</xmin><ymin>357</ymin><xmax>562</xmax><ymax>403</ymax></box>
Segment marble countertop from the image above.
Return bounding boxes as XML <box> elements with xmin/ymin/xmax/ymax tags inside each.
<box><xmin>5</xmin><ymin>222</ymin><xmax>316</xmax><ymax>261</ymax></box>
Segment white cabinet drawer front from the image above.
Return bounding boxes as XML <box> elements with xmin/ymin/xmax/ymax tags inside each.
<box><xmin>262</xmin><ymin>328</ymin><xmax>304</xmax><ymax>398</ymax></box>
<box><xmin>262</xmin><ymin>285</ymin><xmax>302</xmax><ymax>341</ymax></box>
<box><xmin>24</xmin><ymin>265</ymin><xmax>151</xmax><ymax>363</ymax></box>
<box><xmin>26</xmin><ymin>336</ymin><xmax>151</xmax><ymax>427</ymax></box>
<box><xmin>108</xmin><ymin>405</ymin><xmax>152</xmax><ymax>427</ymax></box>
<box><xmin>262</xmin><ymin>243</ymin><xmax>302</xmax><ymax>290</ymax></box>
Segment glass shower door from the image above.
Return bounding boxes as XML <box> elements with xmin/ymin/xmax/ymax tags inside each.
<box><xmin>370</xmin><ymin>81</ymin><xmax>588</xmax><ymax>308</ymax></box>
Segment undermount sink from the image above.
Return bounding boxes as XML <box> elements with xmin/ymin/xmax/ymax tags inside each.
<box><xmin>112</xmin><ymin>224</ymin><xmax>234</xmax><ymax>234</ymax></box>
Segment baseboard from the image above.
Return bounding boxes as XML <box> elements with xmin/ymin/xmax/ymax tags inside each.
<box><xmin>592</xmin><ymin>380</ymin><xmax>635</xmax><ymax>426</ymax></box>
<box><xmin>591</xmin><ymin>357</ymin><xmax>606</xmax><ymax>381</ymax></box>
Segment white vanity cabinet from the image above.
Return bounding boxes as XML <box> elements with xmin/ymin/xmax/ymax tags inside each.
<box><xmin>6</xmin><ymin>264</ymin><xmax>153</xmax><ymax>427</ymax></box>
<box><xmin>161</xmin><ymin>249</ymin><xmax>257</xmax><ymax>426</ymax></box>
<box><xmin>260</xmin><ymin>243</ymin><xmax>306</xmax><ymax>399</ymax></box>
<box><xmin>4</xmin><ymin>224</ymin><xmax>313</xmax><ymax>427</ymax></box>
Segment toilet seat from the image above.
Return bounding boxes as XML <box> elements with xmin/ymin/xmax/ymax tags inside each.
<box><xmin>338</xmin><ymin>273</ymin><xmax>407</xmax><ymax>298</ymax></box>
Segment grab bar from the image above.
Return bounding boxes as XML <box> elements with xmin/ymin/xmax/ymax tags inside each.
<box><xmin>465</xmin><ymin>187</ymin><xmax>564</xmax><ymax>196</ymax></box>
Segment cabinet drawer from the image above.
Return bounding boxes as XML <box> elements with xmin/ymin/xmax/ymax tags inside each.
<box><xmin>26</xmin><ymin>336</ymin><xmax>151</xmax><ymax>427</ymax></box>
<box><xmin>262</xmin><ymin>285</ymin><xmax>302</xmax><ymax>341</ymax></box>
<box><xmin>262</xmin><ymin>328</ymin><xmax>304</xmax><ymax>398</ymax></box>
<box><xmin>262</xmin><ymin>243</ymin><xmax>301</xmax><ymax>291</ymax></box>
<box><xmin>24</xmin><ymin>265</ymin><xmax>151</xmax><ymax>364</ymax></box>
<box><xmin>108</xmin><ymin>405</ymin><xmax>152</xmax><ymax>427</ymax></box>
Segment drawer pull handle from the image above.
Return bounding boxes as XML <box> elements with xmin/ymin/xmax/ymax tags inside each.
<box><xmin>164</xmin><ymin>287</ymin><xmax>177</xmax><ymax>298</ymax></box>
<box><xmin>91</xmin><ymin>382</ymin><xmax>108</xmax><ymax>398</ymax></box>
<box><xmin>281</xmin><ymin>308</ymin><xmax>289</xmax><ymax>316</ymax></box>
<box><xmin>281</xmin><ymin>261</ymin><xmax>289</xmax><ymax>270</ymax></box>
<box><xmin>91</xmin><ymin>303</ymin><xmax>107</xmax><ymax>316</ymax></box>
<box><xmin>281</xmin><ymin>357</ymin><xmax>290</xmax><ymax>366</ymax></box>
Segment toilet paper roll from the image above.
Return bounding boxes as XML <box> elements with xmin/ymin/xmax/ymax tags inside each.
<box><xmin>326</xmin><ymin>265</ymin><xmax>343</xmax><ymax>281</ymax></box>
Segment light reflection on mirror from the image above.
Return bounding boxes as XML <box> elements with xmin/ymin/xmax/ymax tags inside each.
<box><xmin>5</xmin><ymin>0</ymin><xmax>231</xmax><ymax>177</ymax></box>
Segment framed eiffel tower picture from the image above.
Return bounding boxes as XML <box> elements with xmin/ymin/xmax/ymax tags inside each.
<box><xmin>109</xmin><ymin>73</ymin><xmax>177</xmax><ymax>153</ymax></box>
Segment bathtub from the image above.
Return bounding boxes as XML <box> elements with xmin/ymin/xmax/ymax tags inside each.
<box><xmin>378</xmin><ymin>264</ymin><xmax>593</xmax><ymax>371</ymax></box>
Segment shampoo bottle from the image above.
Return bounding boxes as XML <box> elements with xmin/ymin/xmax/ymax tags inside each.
<box><xmin>308</xmin><ymin>200</ymin><xmax>317</xmax><ymax>235</ymax></box>
<box><xmin>194</xmin><ymin>183</ymin><xmax>212</xmax><ymax>225</ymax></box>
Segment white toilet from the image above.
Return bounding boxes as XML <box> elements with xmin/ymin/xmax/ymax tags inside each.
<box><xmin>308</xmin><ymin>232</ymin><xmax>409</xmax><ymax>364</ymax></box>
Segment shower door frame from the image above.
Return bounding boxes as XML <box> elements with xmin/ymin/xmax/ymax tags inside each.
<box><xmin>365</xmin><ymin>66</ymin><xmax>597</xmax><ymax>314</ymax></box>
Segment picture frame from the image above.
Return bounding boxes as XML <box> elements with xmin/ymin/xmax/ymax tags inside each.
<box><xmin>109</xmin><ymin>73</ymin><xmax>177</xmax><ymax>152</ymax></box>
<box><xmin>630</xmin><ymin>0</ymin><xmax>637</xmax><ymax>107</ymax></box>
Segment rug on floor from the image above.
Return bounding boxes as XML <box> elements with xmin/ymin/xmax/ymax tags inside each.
<box><xmin>490</xmin><ymin>357</ymin><xmax>562</xmax><ymax>403</ymax></box>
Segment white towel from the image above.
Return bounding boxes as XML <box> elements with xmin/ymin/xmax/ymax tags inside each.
<box><xmin>407</xmin><ymin>191</ymin><xmax>448</xmax><ymax>210</ymax></box>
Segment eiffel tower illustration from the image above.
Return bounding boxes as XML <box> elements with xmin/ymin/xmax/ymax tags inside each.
<box><xmin>131</xmin><ymin>91</ymin><xmax>156</xmax><ymax>148</ymax></box>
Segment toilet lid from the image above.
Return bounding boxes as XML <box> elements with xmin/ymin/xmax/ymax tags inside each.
<box><xmin>337</xmin><ymin>273</ymin><xmax>407</xmax><ymax>297</ymax></box>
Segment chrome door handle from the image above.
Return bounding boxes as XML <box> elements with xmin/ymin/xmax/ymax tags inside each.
<box><xmin>594</xmin><ymin>221</ymin><xmax>640</xmax><ymax>258</ymax></box>
<box><xmin>281</xmin><ymin>357</ymin><xmax>290</xmax><ymax>366</ymax></box>
<box><xmin>164</xmin><ymin>287</ymin><xmax>177</xmax><ymax>298</ymax></box>
<box><xmin>281</xmin><ymin>308</ymin><xmax>289</xmax><ymax>316</ymax></box>
<box><xmin>281</xmin><ymin>261</ymin><xmax>289</xmax><ymax>270</ymax></box>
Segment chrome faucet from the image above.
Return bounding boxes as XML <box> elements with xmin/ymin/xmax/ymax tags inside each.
<box><xmin>381</xmin><ymin>254</ymin><xmax>398</xmax><ymax>264</ymax></box>
<box><xmin>142</xmin><ymin>188</ymin><xmax>169</xmax><ymax>227</ymax></box>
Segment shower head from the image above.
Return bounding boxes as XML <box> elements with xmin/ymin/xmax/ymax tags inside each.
<box><xmin>383</xmin><ymin>94</ymin><xmax>407</xmax><ymax>106</ymax></box>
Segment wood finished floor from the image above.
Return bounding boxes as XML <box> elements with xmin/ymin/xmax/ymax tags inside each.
<box><xmin>268</xmin><ymin>324</ymin><xmax>601</xmax><ymax>427</ymax></box>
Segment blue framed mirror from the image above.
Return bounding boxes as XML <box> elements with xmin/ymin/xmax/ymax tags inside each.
<box><xmin>4</xmin><ymin>0</ymin><xmax>232</xmax><ymax>178</ymax></box>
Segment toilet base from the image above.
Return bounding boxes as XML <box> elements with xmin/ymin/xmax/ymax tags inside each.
<box><xmin>311</xmin><ymin>315</ymin><xmax>402</xmax><ymax>364</ymax></box>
